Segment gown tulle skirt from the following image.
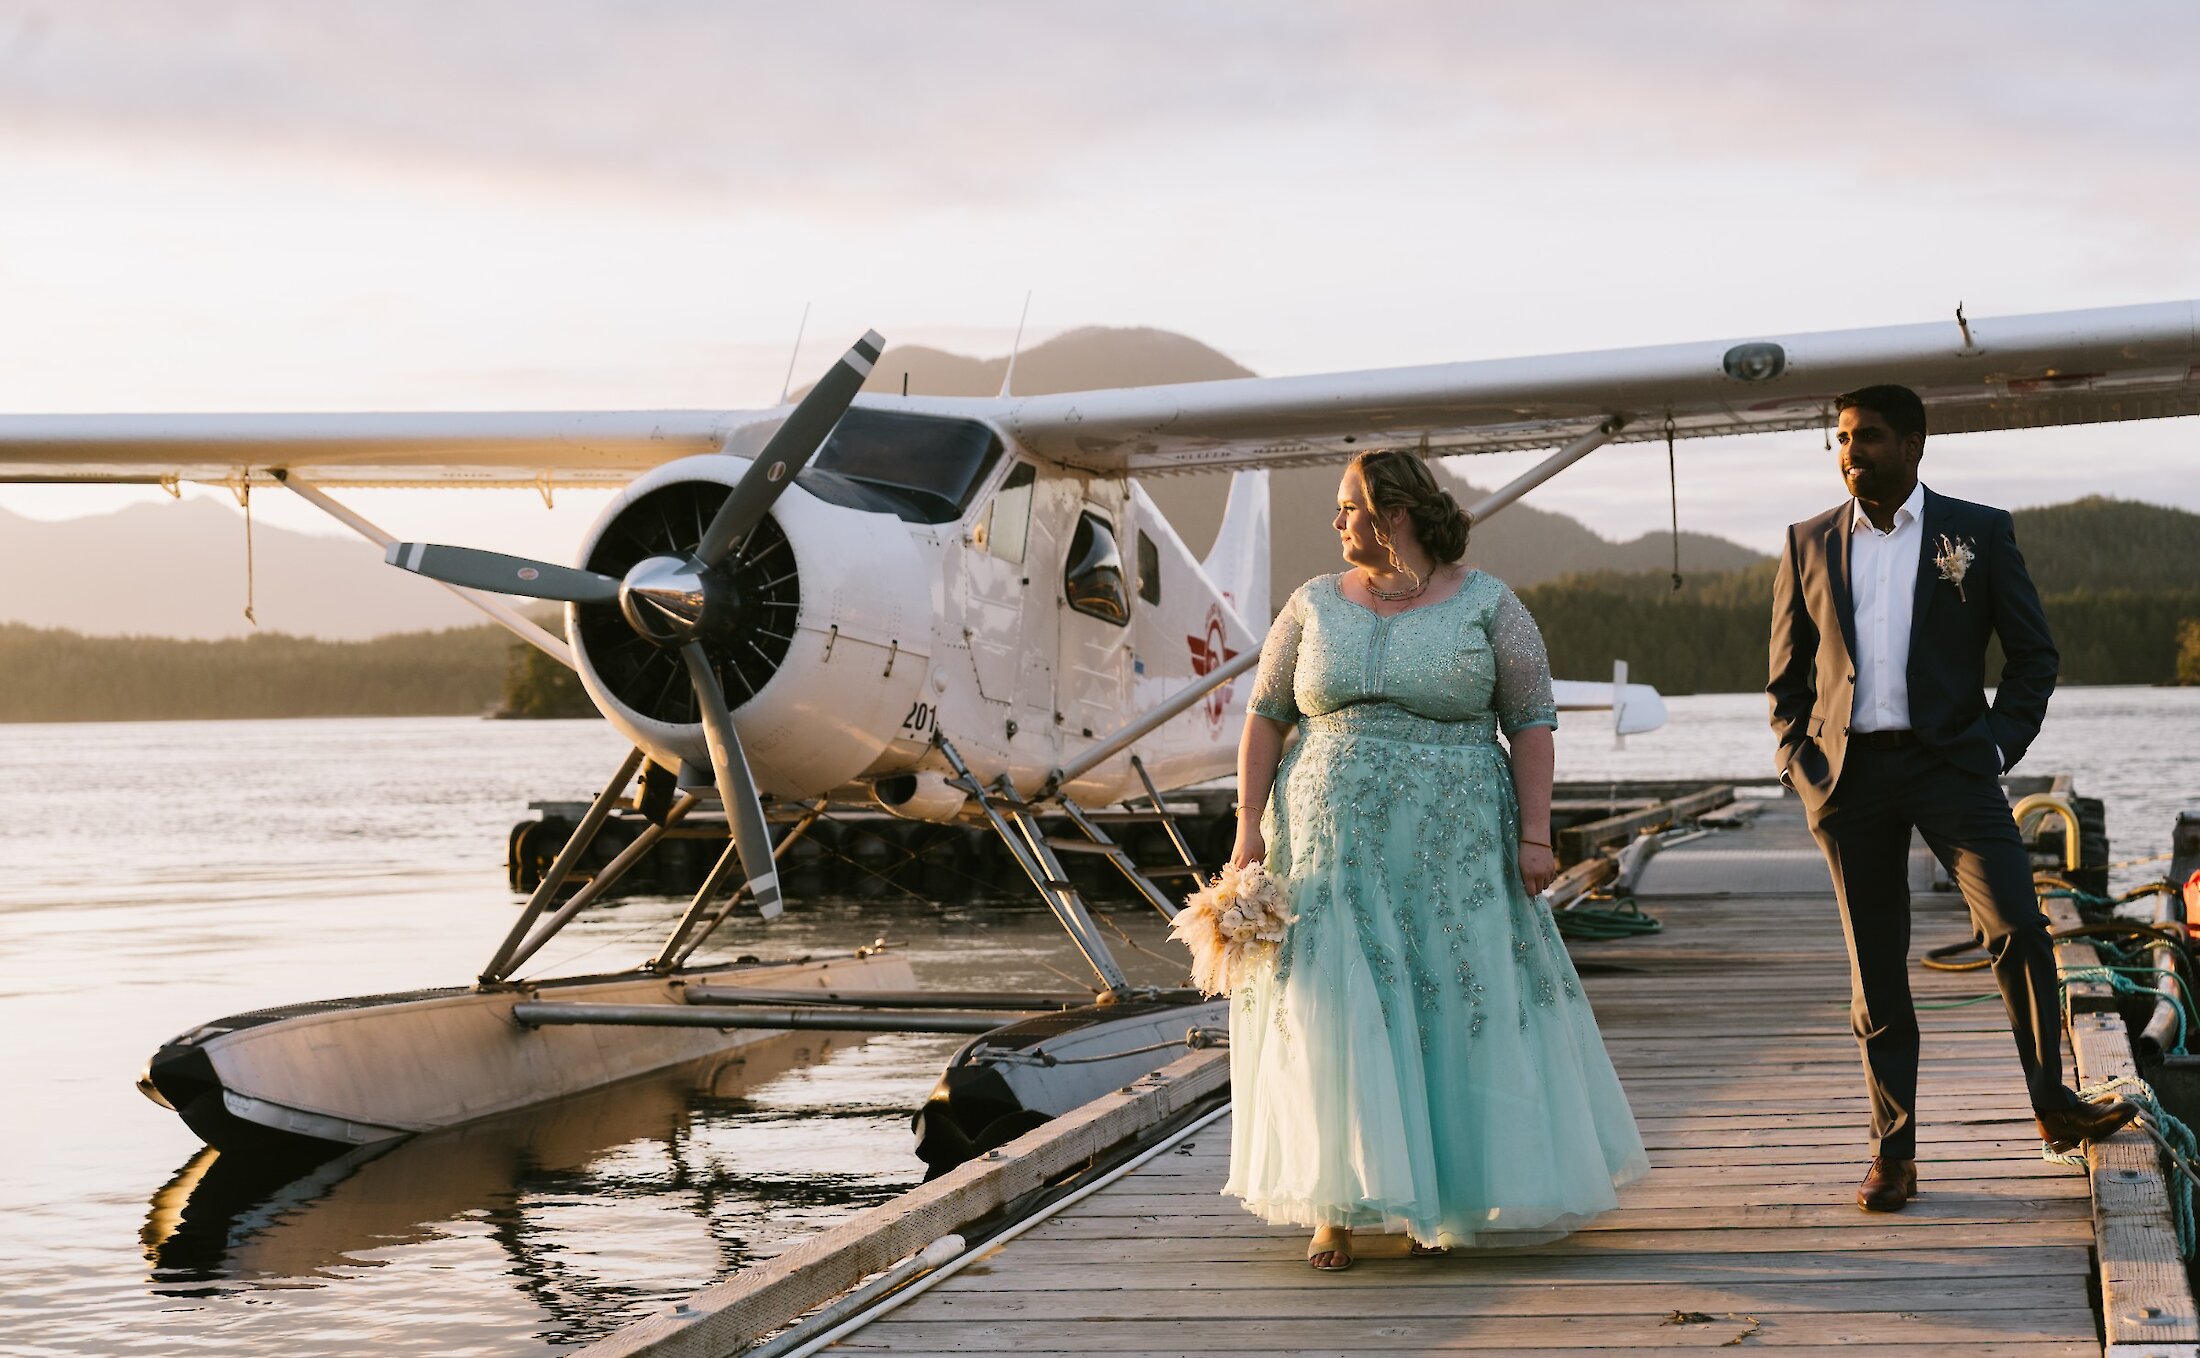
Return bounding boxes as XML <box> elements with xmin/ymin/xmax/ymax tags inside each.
<box><xmin>1223</xmin><ymin>705</ymin><xmax>1649</xmax><ymax>1247</ymax></box>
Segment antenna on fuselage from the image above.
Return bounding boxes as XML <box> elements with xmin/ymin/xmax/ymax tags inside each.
<box><xmin>778</xmin><ymin>302</ymin><xmax>812</xmax><ymax>405</ymax></box>
<box><xmin>998</xmin><ymin>291</ymin><xmax>1033</xmax><ymax>398</ymax></box>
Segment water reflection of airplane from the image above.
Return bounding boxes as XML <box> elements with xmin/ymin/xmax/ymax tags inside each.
<box><xmin>143</xmin><ymin>1031</ymin><xmax>898</xmax><ymax>1339</ymax></box>
<box><xmin>8</xmin><ymin>301</ymin><xmax>2197</xmax><ymax>1166</ymax></box>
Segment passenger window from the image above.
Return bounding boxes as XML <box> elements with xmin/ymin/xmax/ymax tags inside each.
<box><xmin>975</xmin><ymin>463</ymin><xmax>1036</xmax><ymax>563</ymax></box>
<box><xmin>1137</xmin><ymin>531</ymin><xmax>1161</xmax><ymax>605</ymax></box>
<box><xmin>1064</xmin><ymin>512</ymin><xmax>1129</xmax><ymax>626</ymax></box>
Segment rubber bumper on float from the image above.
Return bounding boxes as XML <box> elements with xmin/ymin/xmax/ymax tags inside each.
<box><xmin>910</xmin><ymin>1063</ymin><xmax>1049</xmax><ymax>1179</ymax></box>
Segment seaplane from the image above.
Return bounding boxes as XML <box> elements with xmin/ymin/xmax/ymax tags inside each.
<box><xmin>4</xmin><ymin>299</ymin><xmax>2196</xmax><ymax>1168</ymax></box>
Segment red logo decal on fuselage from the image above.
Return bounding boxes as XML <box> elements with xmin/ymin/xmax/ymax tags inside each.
<box><xmin>1186</xmin><ymin>604</ymin><xmax>1241</xmax><ymax>733</ymax></box>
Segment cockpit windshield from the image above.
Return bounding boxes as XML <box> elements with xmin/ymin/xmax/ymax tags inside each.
<box><xmin>796</xmin><ymin>409</ymin><xmax>1004</xmax><ymax>524</ymax></box>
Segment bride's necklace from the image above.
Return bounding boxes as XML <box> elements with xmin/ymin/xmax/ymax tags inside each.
<box><xmin>1361</xmin><ymin>565</ymin><xmax>1429</xmax><ymax>602</ymax></box>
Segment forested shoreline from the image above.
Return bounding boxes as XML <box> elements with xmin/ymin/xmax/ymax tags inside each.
<box><xmin>1523</xmin><ymin>495</ymin><xmax>2200</xmax><ymax>692</ymax></box>
<box><xmin>4</xmin><ymin>577</ymin><xmax>2193</xmax><ymax>723</ymax></box>
<box><xmin>0</xmin><ymin>623</ymin><xmax>519</xmax><ymax>722</ymax></box>
<box><xmin>4</xmin><ymin>496</ymin><xmax>2194</xmax><ymax>719</ymax></box>
<box><xmin>1524</xmin><ymin>574</ymin><xmax>2200</xmax><ymax>693</ymax></box>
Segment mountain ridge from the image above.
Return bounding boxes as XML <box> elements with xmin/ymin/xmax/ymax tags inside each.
<box><xmin>0</xmin><ymin>498</ymin><xmax>491</xmax><ymax>640</ymax></box>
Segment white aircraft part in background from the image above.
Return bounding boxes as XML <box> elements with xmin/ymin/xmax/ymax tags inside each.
<box><xmin>1554</xmin><ymin>676</ymin><xmax>1670</xmax><ymax>740</ymax></box>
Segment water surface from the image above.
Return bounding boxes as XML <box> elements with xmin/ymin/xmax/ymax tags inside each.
<box><xmin>0</xmin><ymin>691</ymin><xmax>2191</xmax><ymax>1353</ymax></box>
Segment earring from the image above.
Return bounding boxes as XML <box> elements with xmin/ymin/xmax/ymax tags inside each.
<box><xmin>1371</xmin><ymin>523</ymin><xmax>1420</xmax><ymax>591</ymax></box>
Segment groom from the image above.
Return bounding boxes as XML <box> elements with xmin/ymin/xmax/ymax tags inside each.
<box><xmin>1768</xmin><ymin>383</ymin><xmax>2135</xmax><ymax>1213</ymax></box>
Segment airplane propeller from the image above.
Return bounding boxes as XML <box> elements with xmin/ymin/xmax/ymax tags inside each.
<box><xmin>380</xmin><ymin>543</ymin><xmax>622</xmax><ymax>603</ymax></box>
<box><xmin>385</xmin><ymin>329</ymin><xmax>885</xmax><ymax>920</ymax></box>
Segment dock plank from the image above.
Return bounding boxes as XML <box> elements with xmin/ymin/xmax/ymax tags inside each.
<box><xmin>855</xmin><ymin>1350</ymin><xmax>2102</xmax><ymax>1358</ymax></box>
<box><xmin>935</xmin><ymin>1248</ymin><xmax>2095</xmax><ymax>1288</ymax></box>
<box><xmin>906</xmin><ymin>1277</ymin><xmax>2088</xmax><ymax>1319</ymax></box>
<box><xmin>840</xmin><ymin>1310</ymin><xmax>2099</xmax><ymax>1349</ymax></box>
<box><xmin>854</xmin><ymin>1349</ymin><xmax>2101</xmax><ymax>1358</ymax></box>
<box><xmin>830</xmin><ymin>797</ymin><xmax>2154</xmax><ymax>1356</ymax></box>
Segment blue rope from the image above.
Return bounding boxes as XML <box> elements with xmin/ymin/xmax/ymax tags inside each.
<box><xmin>2059</xmin><ymin>966</ymin><xmax>2192</xmax><ymax>1055</ymax></box>
<box><xmin>1916</xmin><ymin>992</ymin><xmax>2004</xmax><ymax>1010</ymax></box>
<box><xmin>2080</xmin><ymin>1076</ymin><xmax>2200</xmax><ymax>1260</ymax></box>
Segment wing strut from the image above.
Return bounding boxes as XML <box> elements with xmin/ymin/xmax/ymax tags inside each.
<box><xmin>273</xmin><ymin>470</ymin><xmax>574</xmax><ymax>666</ymax></box>
<box><xmin>1463</xmin><ymin>417</ymin><xmax>1628</xmax><ymax>525</ymax></box>
<box><xmin>1045</xmin><ymin>649</ymin><xmax>1261</xmax><ymax>796</ymax></box>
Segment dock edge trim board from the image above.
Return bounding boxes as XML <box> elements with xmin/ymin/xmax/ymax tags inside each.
<box><xmin>2048</xmin><ymin>896</ymin><xmax>2200</xmax><ymax>1355</ymax></box>
<box><xmin>572</xmin><ymin>1046</ymin><xmax>1230</xmax><ymax>1358</ymax></box>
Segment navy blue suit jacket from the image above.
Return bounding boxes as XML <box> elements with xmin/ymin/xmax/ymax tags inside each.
<box><xmin>1767</xmin><ymin>487</ymin><xmax>2058</xmax><ymax>809</ymax></box>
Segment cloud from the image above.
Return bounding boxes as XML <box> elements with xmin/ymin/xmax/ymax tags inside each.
<box><xmin>4</xmin><ymin>0</ymin><xmax>2194</xmax><ymax>231</ymax></box>
<box><xmin>0</xmin><ymin>2</ymin><xmax>1344</xmax><ymax>206</ymax></box>
<box><xmin>3</xmin><ymin>0</ymin><xmax>2195</xmax><ymax>552</ymax></box>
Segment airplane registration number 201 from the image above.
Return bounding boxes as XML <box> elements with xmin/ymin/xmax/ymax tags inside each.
<box><xmin>900</xmin><ymin>701</ymin><xmax>937</xmax><ymax>739</ymax></box>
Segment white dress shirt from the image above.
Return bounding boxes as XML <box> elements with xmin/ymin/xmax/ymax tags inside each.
<box><xmin>1847</xmin><ymin>481</ymin><xmax>1925</xmax><ymax>732</ymax></box>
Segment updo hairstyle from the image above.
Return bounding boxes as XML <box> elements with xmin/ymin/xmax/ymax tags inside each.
<box><xmin>1349</xmin><ymin>447</ymin><xmax>1471</xmax><ymax>564</ymax></box>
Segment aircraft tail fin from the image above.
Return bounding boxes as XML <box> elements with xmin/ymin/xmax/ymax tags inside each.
<box><xmin>1202</xmin><ymin>469</ymin><xmax>1270</xmax><ymax>628</ymax></box>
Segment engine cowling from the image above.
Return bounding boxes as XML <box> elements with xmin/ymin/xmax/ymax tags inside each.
<box><xmin>567</xmin><ymin>454</ymin><xmax>932</xmax><ymax>798</ymax></box>
<box><xmin>872</xmin><ymin>770</ymin><xmax>970</xmax><ymax>823</ymax></box>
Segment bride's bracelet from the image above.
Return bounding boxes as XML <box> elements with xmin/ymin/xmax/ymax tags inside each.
<box><xmin>1518</xmin><ymin>836</ymin><xmax>1551</xmax><ymax>849</ymax></box>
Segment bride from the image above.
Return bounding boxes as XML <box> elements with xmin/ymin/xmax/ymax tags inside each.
<box><xmin>1223</xmin><ymin>447</ymin><xmax>1647</xmax><ymax>1270</ymax></box>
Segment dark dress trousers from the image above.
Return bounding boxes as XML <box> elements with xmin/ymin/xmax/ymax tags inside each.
<box><xmin>1768</xmin><ymin>487</ymin><xmax>2072</xmax><ymax>1159</ymax></box>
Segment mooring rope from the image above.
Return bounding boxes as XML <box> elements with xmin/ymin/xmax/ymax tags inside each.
<box><xmin>1664</xmin><ymin>415</ymin><xmax>1682</xmax><ymax>592</ymax></box>
<box><xmin>2058</xmin><ymin>965</ymin><xmax>2193</xmax><ymax>1054</ymax></box>
<box><xmin>2079</xmin><ymin>1074</ymin><xmax>2200</xmax><ymax>1259</ymax></box>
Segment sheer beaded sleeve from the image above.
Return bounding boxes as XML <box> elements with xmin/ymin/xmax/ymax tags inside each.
<box><xmin>1246</xmin><ymin>586</ymin><xmax>1306</xmax><ymax>724</ymax></box>
<box><xmin>1489</xmin><ymin>582</ymin><xmax>1558</xmax><ymax>736</ymax></box>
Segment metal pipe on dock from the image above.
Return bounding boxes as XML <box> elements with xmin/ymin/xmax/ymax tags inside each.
<box><xmin>511</xmin><ymin>1002</ymin><xmax>1033</xmax><ymax>1034</ymax></box>
<box><xmin>2140</xmin><ymin>888</ymin><xmax>2187</xmax><ymax>1059</ymax></box>
<box><xmin>765</xmin><ymin>1103</ymin><xmax>1232</xmax><ymax>1358</ymax></box>
<box><xmin>743</xmin><ymin>1235</ymin><xmax>966</xmax><ymax>1358</ymax></box>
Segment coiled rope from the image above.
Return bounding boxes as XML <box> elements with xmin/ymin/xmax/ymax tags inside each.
<box><xmin>1554</xmin><ymin>896</ymin><xmax>1662</xmax><ymax>941</ymax></box>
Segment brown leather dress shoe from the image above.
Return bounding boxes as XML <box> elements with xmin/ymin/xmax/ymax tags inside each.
<box><xmin>1857</xmin><ymin>1156</ymin><xmax>1917</xmax><ymax>1212</ymax></box>
<box><xmin>2037</xmin><ymin>1097</ymin><xmax>2140</xmax><ymax>1154</ymax></box>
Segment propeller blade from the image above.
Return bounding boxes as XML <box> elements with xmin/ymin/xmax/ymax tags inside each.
<box><xmin>695</xmin><ymin>330</ymin><xmax>883</xmax><ymax>567</ymax></box>
<box><xmin>385</xmin><ymin>542</ymin><xmax>622</xmax><ymax>604</ymax></box>
<box><xmin>680</xmin><ymin>642</ymin><xmax>784</xmax><ymax>920</ymax></box>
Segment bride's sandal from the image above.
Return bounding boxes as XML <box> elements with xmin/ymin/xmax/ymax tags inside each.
<box><xmin>1408</xmin><ymin>1240</ymin><xmax>1451</xmax><ymax>1257</ymax></box>
<box><xmin>1307</xmin><ymin>1228</ymin><xmax>1355</xmax><ymax>1272</ymax></box>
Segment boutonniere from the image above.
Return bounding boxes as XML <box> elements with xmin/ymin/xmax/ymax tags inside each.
<box><xmin>1932</xmin><ymin>534</ymin><xmax>1976</xmax><ymax>602</ymax></box>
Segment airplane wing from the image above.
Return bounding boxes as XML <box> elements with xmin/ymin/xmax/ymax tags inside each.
<box><xmin>0</xmin><ymin>300</ymin><xmax>2193</xmax><ymax>486</ymax></box>
<box><xmin>0</xmin><ymin>411</ymin><xmax>754</xmax><ymax>486</ymax></box>
<box><xmin>915</xmin><ymin>299</ymin><xmax>2200</xmax><ymax>474</ymax></box>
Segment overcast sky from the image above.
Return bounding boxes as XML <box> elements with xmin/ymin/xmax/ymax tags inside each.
<box><xmin>2</xmin><ymin>1</ymin><xmax>2196</xmax><ymax>560</ymax></box>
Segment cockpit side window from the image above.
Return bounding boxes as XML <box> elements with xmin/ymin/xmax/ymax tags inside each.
<box><xmin>1136</xmin><ymin>530</ymin><xmax>1161</xmax><ymax>605</ymax></box>
<box><xmin>974</xmin><ymin>463</ymin><xmax>1036</xmax><ymax>564</ymax></box>
<box><xmin>1065</xmin><ymin>512</ymin><xmax>1129</xmax><ymax>626</ymax></box>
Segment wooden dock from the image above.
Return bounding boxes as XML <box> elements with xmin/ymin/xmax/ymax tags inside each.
<box><xmin>815</xmin><ymin>797</ymin><xmax>2163</xmax><ymax>1357</ymax></box>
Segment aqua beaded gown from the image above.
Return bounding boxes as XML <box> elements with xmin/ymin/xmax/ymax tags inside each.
<box><xmin>1224</xmin><ymin>571</ymin><xmax>1648</xmax><ymax>1247</ymax></box>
